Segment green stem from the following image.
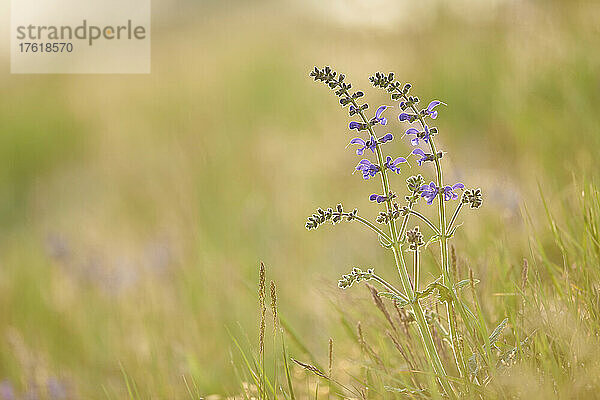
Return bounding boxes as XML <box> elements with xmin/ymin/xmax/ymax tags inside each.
<box><xmin>393</xmin><ymin>242</ymin><xmax>455</xmax><ymax>397</ymax></box>
<box><xmin>413</xmin><ymin>249</ymin><xmax>420</xmax><ymax>292</ymax></box>
<box><xmin>447</xmin><ymin>202</ymin><xmax>464</xmax><ymax>232</ymax></box>
<box><xmin>371</xmin><ymin>274</ymin><xmax>409</xmax><ymax>303</ymax></box>
<box><xmin>400</xmin><ymin>94</ymin><xmax>468</xmax><ymax>380</ymax></box>
<box><xmin>408</xmin><ymin>210</ymin><xmax>441</xmax><ymax>235</ymax></box>
<box><xmin>351</xmin><ymin>214</ymin><xmax>393</xmax><ymax>243</ymax></box>
<box><xmin>347</xmin><ymin>94</ymin><xmax>456</xmax><ymax>398</ymax></box>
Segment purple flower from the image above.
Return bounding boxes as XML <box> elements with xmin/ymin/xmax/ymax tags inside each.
<box><xmin>398</xmin><ymin>113</ymin><xmax>417</xmax><ymax>122</ymax></box>
<box><xmin>384</xmin><ymin>156</ymin><xmax>407</xmax><ymax>174</ymax></box>
<box><xmin>347</xmin><ymin>133</ymin><xmax>394</xmax><ymax>156</ymax></box>
<box><xmin>348</xmin><ymin>136</ymin><xmax>376</xmax><ymax>155</ymax></box>
<box><xmin>379</xmin><ymin>133</ymin><xmax>393</xmax><ymax>144</ymax></box>
<box><xmin>425</xmin><ymin>100</ymin><xmax>446</xmax><ymax>119</ymax></box>
<box><xmin>441</xmin><ymin>183</ymin><xmax>465</xmax><ymax>201</ymax></box>
<box><xmin>349</xmin><ymin>105</ymin><xmax>389</xmax><ymax>131</ymax></box>
<box><xmin>412</xmin><ymin>148</ymin><xmax>428</xmax><ymax>166</ymax></box>
<box><xmin>405</xmin><ymin>126</ymin><xmax>431</xmax><ymax>146</ymax></box>
<box><xmin>369</xmin><ymin>194</ymin><xmax>387</xmax><ymax>203</ymax></box>
<box><xmin>355</xmin><ymin>159</ymin><xmax>380</xmax><ymax>180</ymax></box>
<box><xmin>372</xmin><ymin>105</ymin><xmax>388</xmax><ymax>125</ymax></box>
<box><xmin>369</xmin><ymin>192</ymin><xmax>396</xmax><ymax>204</ymax></box>
<box><xmin>412</xmin><ymin>148</ymin><xmax>443</xmax><ymax>165</ymax></box>
<box><xmin>419</xmin><ymin>182</ymin><xmax>439</xmax><ymax>205</ymax></box>
<box><xmin>349</xmin><ymin>121</ymin><xmax>368</xmax><ymax>131</ymax></box>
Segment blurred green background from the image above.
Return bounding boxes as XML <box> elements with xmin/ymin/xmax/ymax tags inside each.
<box><xmin>0</xmin><ymin>0</ymin><xmax>598</xmax><ymax>397</ymax></box>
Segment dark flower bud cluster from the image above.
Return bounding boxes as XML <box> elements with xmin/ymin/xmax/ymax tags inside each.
<box><xmin>407</xmin><ymin>175</ymin><xmax>426</xmax><ymax>193</ymax></box>
<box><xmin>369</xmin><ymin>72</ymin><xmax>412</xmax><ymax>101</ymax></box>
<box><xmin>305</xmin><ymin>204</ymin><xmax>358</xmax><ymax>230</ymax></box>
<box><xmin>376</xmin><ymin>203</ymin><xmax>402</xmax><ymax>224</ymax></box>
<box><xmin>404</xmin><ymin>175</ymin><xmax>425</xmax><ymax>206</ymax></box>
<box><xmin>461</xmin><ymin>188</ymin><xmax>483</xmax><ymax>209</ymax></box>
<box><xmin>405</xmin><ymin>193</ymin><xmax>420</xmax><ymax>207</ymax></box>
<box><xmin>338</xmin><ymin>267</ymin><xmax>374</xmax><ymax>289</ymax></box>
<box><xmin>348</xmin><ymin>103</ymin><xmax>367</xmax><ymax>116</ymax></box>
<box><xmin>406</xmin><ymin>227</ymin><xmax>425</xmax><ymax>251</ymax></box>
<box><xmin>369</xmin><ymin>72</ymin><xmax>397</xmax><ymax>90</ymax></box>
<box><xmin>310</xmin><ymin>67</ymin><xmax>369</xmax><ymax>119</ymax></box>
<box><xmin>398</xmin><ymin>95</ymin><xmax>420</xmax><ymax>109</ymax></box>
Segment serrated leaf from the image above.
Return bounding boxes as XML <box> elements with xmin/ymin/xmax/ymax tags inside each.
<box><xmin>489</xmin><ymin>318</ymin><xmax>508</xmax><ymax>345</ymax></box>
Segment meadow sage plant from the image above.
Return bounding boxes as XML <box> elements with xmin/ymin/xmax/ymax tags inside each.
<box><xmin>306</xmin><ymin>67</ymin><xmax>485</xmax><ymax>398</ymax></box>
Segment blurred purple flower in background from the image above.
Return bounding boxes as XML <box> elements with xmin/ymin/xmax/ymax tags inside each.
<box><xmin>0</xmin><ymin>380</ymin><xmax>15</xmax><ymax>400</ymax></box>
<box><xmin>47</xmin><ymin>378</ymin><xmax>68</xmax><ymax>400</ymax></box>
